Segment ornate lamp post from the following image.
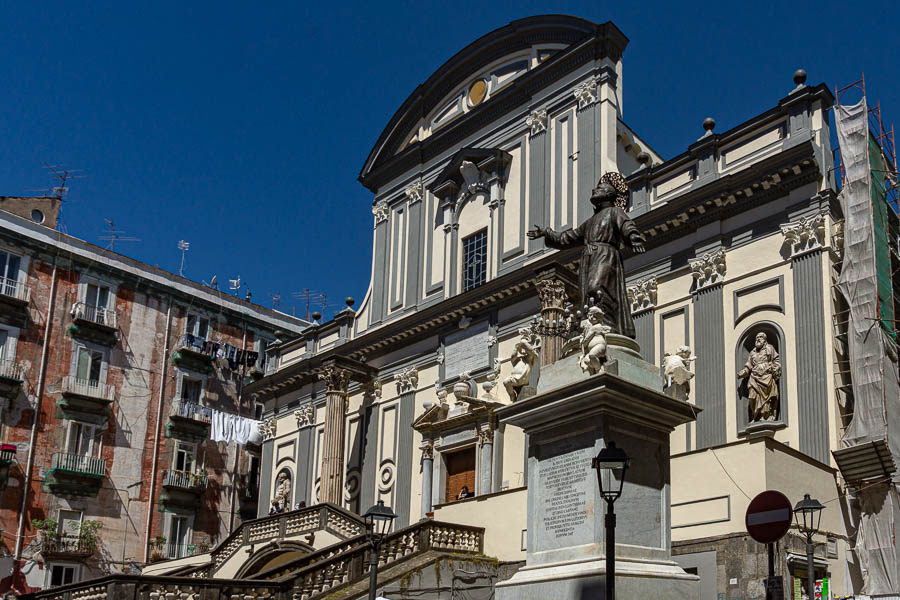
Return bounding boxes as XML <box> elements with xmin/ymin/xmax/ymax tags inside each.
<box><xmin>592</xmin><ymin>441</ymin><xmax>630</xmax><ymax>600</ymax></box>
<box><xmin>793</xmin><ymin>493</ymin><xmax>825</xmax><ymax>598</ymax></box>
<box><xmin>363</xmin><ymin>499</ymin><xmax>397</xmax><ymax>600</ymax></box>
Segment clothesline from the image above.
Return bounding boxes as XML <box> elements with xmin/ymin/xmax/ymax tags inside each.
<box><xmin>179</xmin><ymin>334</ymin><xmax>259</xmax><ymax>371</ymax></box>
<box><xmin>209</xmin><ymin>408</ymin><xmax>262</xmax><ymax>445</ymax></box>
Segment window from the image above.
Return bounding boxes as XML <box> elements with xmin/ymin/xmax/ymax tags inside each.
<box><xmin>0</xmin><ymin>250</ymin><xmax>22</xmax><ymax>297</ymax></box>
<box><xmin>186</xmin><ymin>314</ymin><xmax>209</xmax><ymax>341</ymax></box>
<box><xmin>0</xmin><ymin>329</ymin><xmax>10</xmax><ymax>361</ymax></box>
<box><xmin>48</xmin><ymin>564</ymin><xmax>79</xmax><ymax>587</ymax></box>
<box><xmin>444</xmin><ymin>447</ymin><xmax>476</xmax><ymax>503</ymax></box>
<box><xmin>462</xmin><ymin>230</ymin><xmax>487</xmax><ymax>291</ymax></box>
<box><xmin>65</xmin><ymin>422</ymin><xmax>97</xmax><ymax>457</ymax></box>
<box><xmin>85</xmin><ymin>283</ymin><xmax>110</xmax><ymax>310</ymax></box>
<box><xmin>57</xmin><ymin>510</ymin><xmax>82</xmax><ymax>539</ymax></box>
<box><xmin>181</xmin><ymin>376</ymin><xmax>203</xmax><ymax>405</ymax></box>
<box><xmin>248</xmin><ymin>455</ymin><xmax>260</xmax><ymax>492</ymax></box>
<box><xmin>172</xmin><ymin>441</ymin><xmax>196</xmax><ymax>472</ymax></box>
<box><xmin>256</xmin><ymin>338</ymin><xmax>268</xmax><ymax>371</ymax></box>
<box><xmin>168</xmin><ymin>515</ymin><xmax>191</xmax><ymax>559</ymax></box>
<box><xmin>75</xmin><ymin>346</ymin><xmax>104</xmax><ymax>384</ymax></box>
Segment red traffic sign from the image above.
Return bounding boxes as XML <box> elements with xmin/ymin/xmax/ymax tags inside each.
<box><xmin>745</xmin><ymin>490</ymin><xmax>793</xmax><ymax>544</ymax></box>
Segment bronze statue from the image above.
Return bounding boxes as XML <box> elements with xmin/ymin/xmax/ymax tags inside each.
<box><xmin>527</xmin><ymin>173</ymin><xmax>646</xmax><ymax>338</ymax></box>
<box><xmin>737</xmin><ymin>332</ymin><xmax>782</xmax><ymax>422</ymax></box>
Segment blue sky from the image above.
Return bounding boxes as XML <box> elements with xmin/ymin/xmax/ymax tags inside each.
<box><xmin>1</xmin><ymin>2</ymin><xmax>897</xmax><ymax>320</ymax></box>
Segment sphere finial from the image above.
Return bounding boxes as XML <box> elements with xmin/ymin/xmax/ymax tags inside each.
<box><xmin>793</xmin><ymin>69</ymin><xmax>807</xmax><ymax>87</ymax></box>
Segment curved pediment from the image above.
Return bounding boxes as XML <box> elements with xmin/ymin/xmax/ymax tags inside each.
<box><xmin>358</xmin><ymin>16</ymin><xmax>628</xmax><ymax>192</ymax></box>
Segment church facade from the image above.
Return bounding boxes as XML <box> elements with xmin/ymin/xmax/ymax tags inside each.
<box><xmin>239</xmin><ymin>16</ymin><xmax>888</xmax><ymax>599</ymax></box>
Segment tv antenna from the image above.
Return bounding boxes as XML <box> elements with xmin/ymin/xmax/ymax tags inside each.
<box><xmin>292</xmin><ymin>288</ymin><xmax>325</xmax><ymax>321</ymax></box>
<box><xmin>39</xmin><ymin>164</ymin><xmax>86</xmax><ymax>201</ymax></box>
<box><xmin>99</xmin><ymin>219</ymin><xmax>140</xmax><ymax>251</ymax></box>
<box><xmin>228</xmin><ymin>276</ymin><xmax>241</xmax><ymax>296</ymax></box>
<box><xmin>177</xmin><ymin>240</ymin><xmax>190</xmax><ymax>277</ymax></box>
<box><xmin>269</xmin><ymin>291</ymin><xmax>281</xmax><ymax>310</ymax></box>
<box><xmin>203</xmin><ymin>275</ymin><xmax>218</xmax><ymax>289</ymax></box>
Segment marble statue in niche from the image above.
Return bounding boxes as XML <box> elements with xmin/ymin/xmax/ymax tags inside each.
<box><xmin>579</xmin><ymin>306</ymin><xmax>611</xmax><ymax>374</ymax></box>
<box><xmin>272</xmin><ymin>470</ymin><xmax>292</xmax><ymax>512</ymax></box>
<box><xmin>503</xmin><ymin>327</ymin><xmax>540</xmax><ymax>401</ymax></box>
<box><xmin>737</xmin><ymin>331</ymin><xmax>782</xmax><ymax>422</ymax></box>
<box><xmin>527</xmin><ymin>172</ymin><xmax>647</xmax><ymax>338</ymax></box>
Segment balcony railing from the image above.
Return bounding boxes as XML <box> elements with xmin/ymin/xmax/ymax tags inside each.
<box><xmin>51</xmin><ymin>452</ymin><xmax>107</xmax><ymax>477</ymax></box>
<box><xmin>161</xmin><ymin>543</ymin><xmax>210</xmax><ymax>560</ymax></box>
<box><xmin>0</xmin><ymin>277</ymin><xmax>29</xmax><ymax>303</ymax></box>
<box><xmin>0</xmin><ymin>359</ymin><xmax>23</xmax><ymax>381</ymax></box>
<box><xmin>59</xmin><ymin>376</ymin><xmax>114</xmax><ymax>401</ymax></box>
<box><xmin>39</xmin><ymin>535</ymin><xmax>93</xmax><ymax>557</ymax></box>
<box><xmin>71</xmin><ymin>302</ymin><xmax>117</xmax><ymax>329</ymax></box>
<box><xmin>162</xmin><ymin>469</ymin><xmax>208</xmax><ymax>491</ymax></box>
<box><xmin>177</xmin><ymin>334</ymin><xmax>207</xmax><ymax>353</ymax></box>
<box><xmin>172</xmin><ymin>399</ymin><xmax>212</xmax><ymax>423</ymax></box>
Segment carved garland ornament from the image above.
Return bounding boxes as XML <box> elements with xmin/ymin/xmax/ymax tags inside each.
<box><xmin>394</xmin><ymin>366</ymin><xmax>419</xmax><ymax>395</ymax></box>
<box><xmin>294</xmin><ymin>403</ymin><xmax>315</xmax><ymax>428</ymax></box>
<box><xmin>526</xmin><ymin>109</ymin><xmax>548</xmax><ymax>135</ymax></box>
<box><xmin>689</xmin><ymin>248</ymin><xmax>726</xmax><ymax>290</ymax></box>
<box><xmin>627</xmin><ymin>277</ymin><xmax>658</xmax><ymax>314</ymax></box>
<box><xmin>780</xmin><ymin>214</ymin><xmax>826</xmax><ymax>258</ymax></box>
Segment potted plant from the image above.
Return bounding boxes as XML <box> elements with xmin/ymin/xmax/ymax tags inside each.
<box><xmin>76</xmin><ymin>520</ymin><xmax>102</xmax><ymax>553</ymax></box>
<box><xmin>150</xmin><ymin>535</ymin><xmax>167</xmax><ymax>562</ymax></box>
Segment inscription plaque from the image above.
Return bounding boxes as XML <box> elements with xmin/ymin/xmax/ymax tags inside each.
<box><xmin>444</xmin><ymin>321</ymin><xmax>490</xmax><ymax>376</ymax></box>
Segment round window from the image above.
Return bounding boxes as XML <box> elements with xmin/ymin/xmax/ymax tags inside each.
<box><xmin>31</xmin><ymin>209</ymin><xmax>44</xmax><ymax>224</ymax></box>
<box><xmin>468</xmin><ymin>80</ymin><xmax>487</xmax><ymax>107</ymax></box>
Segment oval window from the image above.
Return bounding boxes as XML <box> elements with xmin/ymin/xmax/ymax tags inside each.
<box><xmin>468</xmin><ymin>80</ymin><xmax>487</xmax><ymax>107</ymax></box>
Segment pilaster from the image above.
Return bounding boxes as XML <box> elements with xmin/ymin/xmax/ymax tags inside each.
<box><xmin>394</xmin><ymin>367</ymin><xmax>418</xmax><ymax>527</ymax></box>
<box><xmin>691</xmin><ymin>249</ymin><xmax>727</xmax><ymax>448</ymax></box>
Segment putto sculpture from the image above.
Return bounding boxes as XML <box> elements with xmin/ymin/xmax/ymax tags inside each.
<box><xmin>503</xmin><ymin>328</ymin><xmax>540</xmax><ymax>401</ymax></box>
<box><xmin>737</xmin><ymin>331</ymin><xmax>782</xmax><ymax>422</ymax></box>
<box><xmin>580</xmin><ymin>306</ymin><xmax>611</xmax><ymax>374</ymax></box>
<box><xmin>528</xmin><ymin>172</ymin><xmax>646</xmax><ymax>338</ymax></box>
<box><xmin>663</xmin><ymin>346</ymin><xmax>696</xmax><ymax>391</ymax></box>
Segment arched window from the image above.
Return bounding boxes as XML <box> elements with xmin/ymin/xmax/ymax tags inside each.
<box><xmin>735</xmin><ymin>322</ymin><xmax>788</xmax><ymax>435</ymax></box>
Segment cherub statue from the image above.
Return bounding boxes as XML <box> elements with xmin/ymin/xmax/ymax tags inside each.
<box><xmin>503</xmin><ymin>328</ymin><xmax>540</xmax><ymax>401</ymax></box>
<box><xmin>579</xmin><ymin>306</ymin><xmax>611</xmax><ymax>375</ymax></box>
<box><xmin>663</xmin><ymin>346</ymin><xmax>696</xmax><ymax>391</ymax></box>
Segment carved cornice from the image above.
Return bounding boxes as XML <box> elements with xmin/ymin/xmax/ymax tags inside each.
<box><xmin>627</xmin><ymin>278</ymin><xmax>658</xmax><ymax>314</ymax></box>
<box><xmin>404</xmin><ymin>181</ymin><xmax>424</xmax><ymax>205</ymax></box>
<box><xmin>295</xmin><ymin>403</ymin><xmax>315</xmax><ymax>428</ymax></box>
<box><xmin>372</xmin><ymin>200</ymin><xmax>389</xmax><ymax>226</ymax></box>
<box><xmin>780</xmin><ymin>214</ymin><xmax>825</xmax><ymax>258</ymax></box>
<box><xmin>526</xmin><ymin>108</ymin><xmax>548</xmax><ymax>136</ymax></box>
<box><xmin>259</xmin><ymin>418</ymin><xmax>276</xmax><ymax>441</ymax></box>
<box><xmin>574</xmin><ymin>78</ymin><xmax>598</xmax><ymax>110</ymax></box>
<box><xmin>318</xmin><ymin>366</ymin><xmax>350</xmax><ymax>394</ymax></box>
<box><xmin>395</xmin><ymin>366</ymin><xmax>419</xmax><ymax>395</ymax></box>
<box><xmin>689</xmin><ymin>248</ymin><xmax>726</xmax><ymax>290</ymax></box>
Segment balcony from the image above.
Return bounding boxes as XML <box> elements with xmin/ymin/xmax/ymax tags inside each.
<box><xmin>38</xmin><ymin>535</ymin><xmax>94</xmax><ymax>561</ymax></box>
<box><xmin>171</xmin><ymin>335</ymin><xmax>214</xmax><ymax>373</ymax></box>
<box><xmin>165</xmin><ymin>399</ymin><xmax>212</xmax><ymax>443</ymax></box>
<box><xmin>0</xmin><ymin>444</ymin><xmax>15</xmax><ymax>490</ymax></box>
<box><xmin>42</xmin><ymin>452</ymin><xmax>106</xmax><ymax>497</ymax></box>
<box><xmin>68</xmin><ymin>302</ymin><xmax>118</xmax><ymax>347</ymax></box>
<box><xmin>56</xmin><ymin>377</ymin><xmax>114</xmax><ymax>426</ymax></box>
<box><xmin>153</xmin><ymin>542</ymin><xmax>211</xmax><ymax>561</ymax></box>
<box><xmin>0</xmin><ymin>277</ymin><xmax>30</xmax><ymax>327</ymax></box>
<box><xmin>160</xmin><ymin>469</ymin><xmax>208</xmax><ymax>510</ymax></box>
<box><xmin>0</xmin><ymin>359</ymin><xmax>24</xmax><ymax>400</ymax></box>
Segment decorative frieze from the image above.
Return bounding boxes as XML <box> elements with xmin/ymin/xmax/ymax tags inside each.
<box><xmin>689</xmin><ymin>248</ymin><xmax>726</xmax><ymax>290</ymax></box>
<box><xmin>780</xmin><ymin>214</ymin><xmax>825</xmax><ymax>258</ymax></box>
<box><xmin>526</xmin><ymin>108</ymin><xmax>548</xmax><ymax>136</ymax></box>
<box><xmin>294</xmin><ymin>404</ymin><xmax>315</xmax><ymax>429</ymax></box>
<box><xmin>627</xmin><ymin>278</ymin><xmax>658</xmax><ymax>314</ymax></box>
<box><xmin>258</xmin><ymin>418</ymin><xmax>276</xmax><ymax>441</ymax></box>
<box><xmin>372</xmin><ymin>200</ymin><xmax>389</xmax><ymax>226</ymax></box>
<box><xmin>404</xmin><ymin>181</ymin><xmax>424</xmax><ymax>205</ymax></box>
<box><xmin>574</xmin><ymin>78</ymin><xmax>598</xmax><ymax>110</ymax></box>
<box><xmin>395</xmin><ymin>366</ymin><xmax>419</xmax><ymax>395</ymax></box>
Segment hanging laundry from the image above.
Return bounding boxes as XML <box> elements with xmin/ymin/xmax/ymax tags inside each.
<box><xmin>210</xmin><ymin>409</ymin><xmax>236</xmax><ymax>443</ymax></box>
<box><xmin>233</xmin><ymin>417</ymin><xmax>253</xmax><ymax>445</ymax></box>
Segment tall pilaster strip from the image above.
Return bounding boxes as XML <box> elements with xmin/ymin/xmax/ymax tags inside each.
<box><xmin>394</xmin><ymin>385</ymin><xmax>417</xmax><ymax>528</ymax></box>
<box><xmin>258</xmin><ymin>439</ymin><xmax>274</xmax><ymax>518</ymax></box>
<box><xmin>370</xmin><ymin>206</ymin><xmax>389</xmax><ymax>325</ymax></box>
<box><xmin>405</xmin><ymin>190</ymin><xmax>424</xmax><ymax>306</ymax></box>
<box><xmin>360</xmin><ymin>389</ymin><xmax>380</xmax><ymax>510</ymax></box>
<box><xmin>318</xmin><ymin>366</ymin><xmax>350</xmax><ymax>506</ymax></box>
<box><xmin>294</xmin><ymin>426</ymin><xmax>313</xmax><ymax>506</ymax></box>
<box><xmin>693</xmin><ymin>285</ymin><xmax>727</xmax><ymax>448</ymax></box>
<box><xmin>576</xmin><ymin>97</ymin><xmax>596</xmax><ymax>223</ymax></box>
<box><xmin>628</xmin><ymin>278</ymin><xmax>657</xmax><ymax>362</ymax></box>
<box><xmin>528</xmin><ymin>127</ymin><xmax>548</xmax><ymax>254</ymax></box>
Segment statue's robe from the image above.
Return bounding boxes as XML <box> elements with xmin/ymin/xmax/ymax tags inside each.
<box><xmin>543</xmin><ymin>206</ymin><xmax>644</xmax><ymax>338</ymax></box>
<box><xmin>739</xmin><ymin>343</ymin><xmax>781</xmax><ymax>421</ymax></box>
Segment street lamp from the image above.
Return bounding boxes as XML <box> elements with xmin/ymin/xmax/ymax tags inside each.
<box><xmin>794</xmin><ymin>493</ymin><xmax>825</xmax><ymax>599</ymax></box>
<box><xmin>363</xmin><ymin>500</ymin><xmax>397</xmax><ymax>600</ymax></box>
<box><xmin>592</xmin><ymin>441</ymin><xmax>630</xmax><ymax>600</ymax></box>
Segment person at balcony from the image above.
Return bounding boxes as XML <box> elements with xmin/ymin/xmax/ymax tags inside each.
<box><xmin>457</xmin><ymin>485</ymin><xmax>472</xmax><ymax>500</ymax></box>
<box><xmin>527</xmin><ymin>173</ymin><xmax>647</xmax><ymax>339</ymax></box>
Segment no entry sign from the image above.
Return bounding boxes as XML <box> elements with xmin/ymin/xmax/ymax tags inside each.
<box><xmin>745</xmin><ymin>490</ymin><xmax>793</xmax><ymax>544</ymax></box>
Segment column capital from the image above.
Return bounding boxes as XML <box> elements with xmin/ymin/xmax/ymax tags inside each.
<box><xmin>318</xmin><ymin>366</ymin><xmax>350</xmax><ymax>394</ymax></box>
<box><xmin>404</xmin><ymin>180</ymin><xmax>424</xmax><ymax>205</ymax></box>
<box><xmin>420</xmin><ymin>439</ymin><xmax>434</xmax><ymax>461</ymax></box>
<box><xmin>395</xmin><ymin>366</ymin><xmax>419</xmax><ymax>395</ymax></box>
<box><xmin>780</xmin><ymin>213</ymin><xmax>825</xmax><ymax>258</ymax></box>
<box><xmin>689</xmin><ymin>248</ymin><xmax>726</xmax><ymax>291</ymax></box>
<box><xmin>372</xmin><ymin>199</ymin><xmax>389</xmax><ymax>226</ymax></box>
<box><xmin>533</xmin><ymin>263</ymin><xmax>579</xmax><ymax>310</ymax></box>
<box><xmin>574</xmin><ymin>77</ymin><xmax>598</xmax><ymax>110</ymax></box>
<box><xmin>526</xmin><ymin>108</ymin><xmax>548</xmax><ymax>136</ymax></box>
<box><xmin>627</xmin><ymin>277</ymin><xmax>658</xmax><ymax>314</ymax></box>
<box><xmin>259</xmin><ymin>418</ymin><xmax>276</xmax><ymax>441</ymax></box>
<box><xmin>295</xmin><ymin>403</ymin><xmax>315</xmax><ymax>429</ymax></box>
<box><xmin>477</xmin><ymin>424</ymin><xmax>494</xmax><ymax>446</ymax></box>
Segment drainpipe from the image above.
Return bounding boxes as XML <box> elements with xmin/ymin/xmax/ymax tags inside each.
<box><xmin>143</xmin><ymin>296</ymin><xmax>173</xmax><ymax>562</ymax></box>
<box><xmin>228</xmin><ymin>320</ymin><xmax>248</xmax><ymax>533</ymax></box>
<box><xmin>15</xmin><ymin>259</ymin><xmax>57</xmax><ymax>559</ymax></box>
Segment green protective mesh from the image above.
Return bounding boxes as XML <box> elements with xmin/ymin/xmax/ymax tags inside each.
<box><xmin>869</xmin><ymin>133</ymin><xmax>896</xmax><ymax>337</ymax></box>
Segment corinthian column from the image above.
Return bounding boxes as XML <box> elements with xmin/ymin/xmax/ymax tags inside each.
<box><xmin>319</xmin><ymin>365</ymin><xmax>350</xmax><ymax>506</ymax></box>
<box><xmin>533</xmin><ymin>265</ymin><xmax>578</xmax><ymax>366</ymax></box>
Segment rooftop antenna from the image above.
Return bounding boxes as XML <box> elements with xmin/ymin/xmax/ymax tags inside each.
<box><xmin>269</xmin><ymin>291</ymin><xmax>281</xmax><ymax>310</ymax></box>
<box><xmin>99</xmin><ymin>219</ymin><xmax>140</xmax><ymax>251</ymax></box>
<box><xmin>28</xmin><ymin>164</ymin><xmax>86</xmax><ymax>229</ymax></box>
<box><xmin>177</xmin><ymin>240</ymin><xmax>190</xmax><ymax>277</ymax></box>
<box><xmin>229</xmin><ymin>276</ymin><xmax>241</xmax><ymax>296</ymax></box>
<box><xmin>203</xmin><ymin>275</ymin><xmax>218</xmax><ymax>289</ymax></box>
<box><xmin>292</xmin><ymin>288</ymin><xmax>327</xmax><ymax>321</ymax></box>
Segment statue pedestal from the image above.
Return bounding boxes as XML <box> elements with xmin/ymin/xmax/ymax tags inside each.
<box><xmin>494</xmin><ymin>345</ymin><xmax>701</xmax><ymax>599</ymax></box>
